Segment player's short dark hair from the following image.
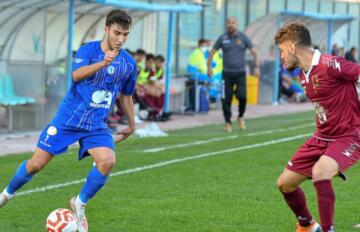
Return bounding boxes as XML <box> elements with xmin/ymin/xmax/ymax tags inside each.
<box><xmin>155</xmin><ymin>55</ymin><xmax>165</xmax><ymax>62</ymax></box>
<box><xmin>274</xmin><ymin>23</ymin><xmax>312</xmax><ymax>47</ymax></box>
<box><xmin>106</xmin><ymin>9</ymin><xmax>132</xmax><ymax>29</ymax></box>
<box><xmin>146</xmin><ymin>54</ymin><xmax>155</xmax><ymax>61</ymax></box>
<box><xmin>198</xmin><ymin>38</ymin><xmax>207</xmax><ymax>46</ymax></box>
<box><xmin>136</xmin><ymin>49</ymin><xmax>146</xmax><ymax>56</ymax></box>
<box><xmin>351</xmin><ymin>46</ymin><xmax>357</xmax><ymax>52</ymax></box>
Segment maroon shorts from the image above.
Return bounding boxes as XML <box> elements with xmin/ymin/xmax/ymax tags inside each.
<box><xmin>286</xmin><ymin>135</ymin><xmax>360</xmax><ymax>177</ymax></box>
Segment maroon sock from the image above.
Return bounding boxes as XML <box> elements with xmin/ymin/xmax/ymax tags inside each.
<box><xmin>282</xmin><ymin>187</ymin><xmax>312</xmax><ymax>226</ymax></box>
<box><xmin>314</xmin><ymin>179</ymin><xmax>335</xmax><ymax>232</ymax></box>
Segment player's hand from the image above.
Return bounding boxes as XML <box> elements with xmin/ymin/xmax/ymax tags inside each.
<box><xmin>102</xmin><ymin>50</ymin><xmax>117</xmax><ymax>66</ymax></box>
<box><xmin>207</xmin><ymin>69</ymin><xmax>213</xmax><ymax>78</ymax></box>
<box><xmin>114</xmin><ymin>126</ymin><xmax>135</xmax><ymax>143</ymax></box>
<box><xmin>254</xmin><ymin>67</ymin><xmax>261</xmax><ymax>77</ymax></box>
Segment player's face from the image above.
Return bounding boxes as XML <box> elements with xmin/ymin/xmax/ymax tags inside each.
<box><xmin>105</xmin><ymin>24</ymin><xmax>130</xmax><ymax>51</ymax></box>
<box><xmin>155</xmin><ymin>59</ymin><xmax>163</xmax><ymax>68</ymax></box>
<box><xmin>146</xmin><ymin>59</ymin><xmax>154</xmax><ymax>69</ymax></box>
<box><xmin>226</xmin><ymin>18</ymin><xmax>238</xmax><ymax>34</ymax></box>
<box><xmin>135</xmin><ymin>54</ymin><xmax>145</xmax><ymax>63</ymax></box>
<box><xmin>278</xmin><ymin>41</ymin><xmax>299</xmax><ymax>71</ymax></box>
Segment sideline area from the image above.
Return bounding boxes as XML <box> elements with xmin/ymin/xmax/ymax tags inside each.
<box><xmin>0</xmin><ymin>103</ymin><xmax>313</xmax><ymax>156</ymax></box>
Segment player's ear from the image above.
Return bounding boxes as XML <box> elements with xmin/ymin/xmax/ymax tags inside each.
<box><xmin>104</xmin><ymin>26</ymin><xmax>109</xmax><ymax>33</ymax></box>
<box><xmin>289</xmin><ymin>42</ymin><xmax>296</xmax><ymax>53</ymax></box>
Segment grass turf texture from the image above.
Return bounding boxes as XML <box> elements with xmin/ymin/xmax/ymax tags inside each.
<box><xmin>0</xmin><ymin>111</ymin><xmax>359</xmax><ymax>231</ymax></box>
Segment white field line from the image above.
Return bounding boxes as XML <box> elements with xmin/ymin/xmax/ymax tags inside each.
<box><xmin>143</xmin><ymin>135</ymin><xmax>239</xmax><ymax>153</ymax></box>
<box><xmin>143</xmin><ymin>123</ymin><xmax>314</xmax><ymax>153</ymax></box>
<box><xmin>16</xmin><ymin>133</ymin><xmax>311</xmax><ymax>197</ymax></box>
<box><xmin>246</xmin><ymin>123</ymin><xmax>315</xmax><ymax>136</ymax></box>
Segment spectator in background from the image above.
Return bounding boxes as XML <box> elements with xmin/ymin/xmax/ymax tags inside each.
<box><xmin>339</xmin><ymin>47</ymin><xmax>345</xmax><ymax>57</ymax></box>
<box><xmin>134</xmin><ymin>49</ymin><xmax>146</xmax><ymax>73</ymax></box>
<box><xmin>146</xmin><ymin>55</ymin><xmax>164</xmax><ymax>98</ymax></box>
<box><xmin>345</xmin><ymin>47</ymin><xmax>357</xmax><ymax>63</ymax></box>
<box><xmin>188</xmin><ymin>39</ymin><xmax>209</xmax><ymax>77</ymax></box>
<box><xmin>137</xmin><ymin>53</ymin><xmax>155</xmax><ymax>88</ymax></box>
<box><xmin>136</xmin><ymin>54</ymin><xmax>170</xmax><ymax>121</ymax></box>
<box><xmin>331</xmin><ymin>44</ymin><xmax>339</xmax><ymax>56</ymax></box>
<box><xmin>155</xmin><ymin>55</ymin><xmax>165</xmax><ymax>80</ymax></box>
<box><xmin>187</xmin><ymin>39</ymin><xmax>223</xmax><ymax>109</ymax></box>
<box><xmin>188</xmin><ymin>39</ymin><xmax>223</xmax><ymax>81</ymax></box>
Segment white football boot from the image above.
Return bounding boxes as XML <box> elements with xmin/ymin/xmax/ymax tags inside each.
<box><xmin>0</xmin><ymin>189</ymin><xmax>14</xmax><ymax>208</ymax></box>
<box><xmin>69</xmin><ymin>196</ymin><xmax>88</xmax><ymax>232</ymax></box>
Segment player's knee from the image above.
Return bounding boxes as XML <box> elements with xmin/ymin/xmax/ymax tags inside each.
<box><xmin>312</xmin><ymin>167</ymin><xmax>332</xmax><ymax>181</ymax></box>
<box><xmin>27</xmin><ymin>159</ymin><xmax>46</xmax><ymax>173</ymax></box>
<box><xmin>97</xmin><ymin>157</ymin><xmax>116</xmax><ymax>175</ymax></box>
<box><xmin>276</xmin><ymin>177</ymin><xmax>295</xmax><ymax>193</ymax></box>
<box><xmin>237</xmin><ymin>96</ymin><xmax>246</xmax><ymax>102</ymax></box>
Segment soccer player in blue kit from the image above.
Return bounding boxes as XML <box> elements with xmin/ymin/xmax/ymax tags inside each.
<box><xmin>0</xmin><ymin>9</ymin><xmax>136</xmax><ymax>231</ymax></box>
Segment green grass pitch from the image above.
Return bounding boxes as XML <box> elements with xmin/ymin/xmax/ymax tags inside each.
<box><xmin>1</xmin><ymin>111</ymin><xmax>359</xmax><ymax>231</ymax></box>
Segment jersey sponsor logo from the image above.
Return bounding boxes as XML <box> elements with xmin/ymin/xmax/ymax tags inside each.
<box><xmin>222</xmin><ymin>39</ymin><xmax>231</xmax><ymax>44</ymax></box>
<box><xmin>90</xmin><ymin>90</ymin><xmax>113</xmax><ymax>109</ymax></box>
<box><xmin>322</xmin><ymin>57</ymin><xmax>341</xmax><ymax>72</ymax></box>
<box><xmin>312</xmin><ymin>102</ymin><xmax>327</xmax><ymax>124</ymax></box>
<box><xmin>107</xmin><ymin>65</ymin><xmax>115</xmax><ymax>75</ymax></box>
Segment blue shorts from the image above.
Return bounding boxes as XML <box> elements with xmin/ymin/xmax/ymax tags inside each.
<box><xmin>37</xmin><ymin>125</ymin><xmax>114</xmax><ymax>160</ymax></box>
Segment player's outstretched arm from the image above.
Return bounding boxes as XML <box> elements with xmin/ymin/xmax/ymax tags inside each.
<box><xmin>115</xmin><ymin>94</ymin><xmax>135</xmax><ymax>143</ymax></box>
<box><xmin>72</xmin><ymin>50</ymin><xmax>117</xmax><ymax>82</ymax></box>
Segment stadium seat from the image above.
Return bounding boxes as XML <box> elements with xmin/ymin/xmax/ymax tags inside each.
<box><xmin>0</xmin><ymin>74</ymin><xmax>36</xmax><ymax>132</ymax></box>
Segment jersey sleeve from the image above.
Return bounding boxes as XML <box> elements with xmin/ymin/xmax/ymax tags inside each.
<box><xmin>121</xmin><ymin>63</ymin><xmax>138</xmax><ymax>95</ymax></box>
<box><xmin>327</xmin><ymin>56</ymin><xmax>360</xmax><ymax>82</ymax></box>
<box><xmin>72</xmin><ymin>45</ymin><xmax>91</xmax><ymax>71</ymax></box>
<box><xmin>212</xmin><ymin>36</ymin><xmax>222</xmax><ymax>51</ymax></box>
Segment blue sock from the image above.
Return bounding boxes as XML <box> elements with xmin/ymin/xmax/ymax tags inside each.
<box><xmin>79</xmin><ymin>166</ymin><xmax>109</xmax><ymax>203</ymax></box>
<box><xmin>6</xmin><ymin>161</ymin><xmax>34</xmax><ymax>195</ymax></box>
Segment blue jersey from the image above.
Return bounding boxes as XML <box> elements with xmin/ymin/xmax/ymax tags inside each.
<box><xmin>51</xmin><ymin>41</ymin><xmax>137</xmax><ymax>131</ymax></box>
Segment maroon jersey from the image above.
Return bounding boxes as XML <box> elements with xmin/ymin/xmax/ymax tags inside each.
<box><xmin>299</xmin><ymin>50</ymin><xmax>360</xmax><ymax>139</ymax></box>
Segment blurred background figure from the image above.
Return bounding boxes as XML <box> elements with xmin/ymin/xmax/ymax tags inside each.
<box><xmin>208</xmin><ymin>16</ymin><xmax>260</xmax><ymax>132</ymax></box>
<box><xmin>186</xmin><ymin>39</ymin><xmax>222</xmax><ymax>112</ymax></box>
<box><xmin>279</xmin><ymin>64</ymin><xmax>307</xmax><ymax>104</ymax></box>
<box><xmin>345</xmin><ymin>46</ymin><xmax>357</xmax><ymax>63</ymax></box>
<box><xmin>331</xmin><ymin>44</ymin><xmax>339</xmax><ymax>56</ymax></box>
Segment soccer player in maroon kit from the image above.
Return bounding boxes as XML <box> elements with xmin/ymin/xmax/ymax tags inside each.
<box><xmin>274</xmin><ymin>23</ymin><xmax>360</xmax><ymax>232</ymax></box>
